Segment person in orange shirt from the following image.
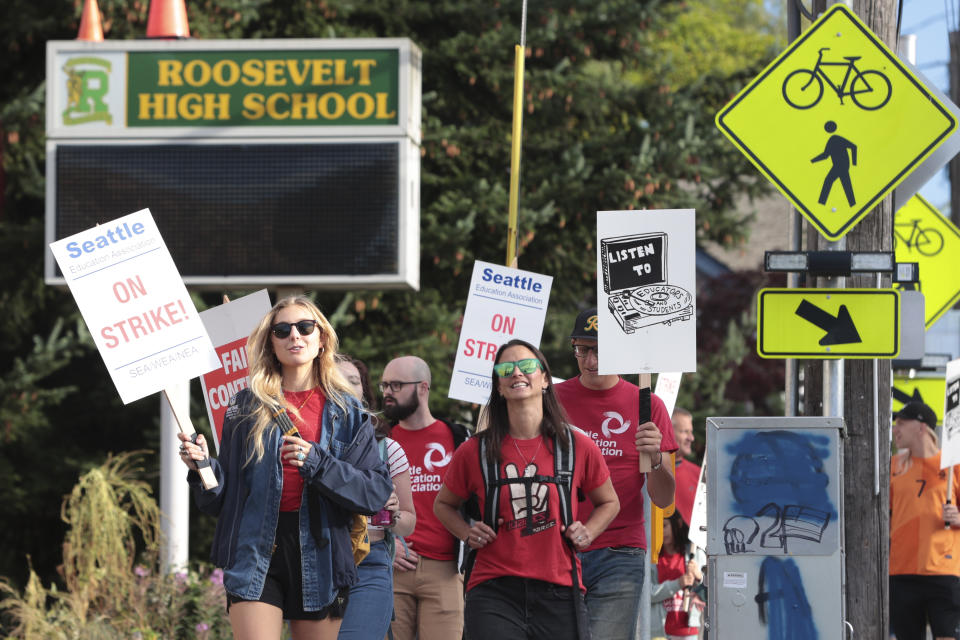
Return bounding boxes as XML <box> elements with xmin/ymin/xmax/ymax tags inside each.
<box><xmin>890</xmin><ymin>401</ymin><xmax>960</xmax><ymax>640</ymax></box>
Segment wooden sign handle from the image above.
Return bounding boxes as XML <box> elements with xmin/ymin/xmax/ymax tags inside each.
<box><xmin>638</xmin><ymin>373</ymin><xmax>652</xmax><ymax>473</ymax></box>
<box><xmin>947</xmin><ymin>469</ymin><xmax>954</xmax><ymax>530</ymax></box>
<box><xmin>164</xmin><ymin>388</ymin><xmax>218</xmax><ymax>490</ymax></box>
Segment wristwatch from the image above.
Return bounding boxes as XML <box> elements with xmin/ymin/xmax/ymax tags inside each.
<box><xmin>651</xmin><ymin>451</ymin><xmax>663</xmax><ymax>471</ymax></box>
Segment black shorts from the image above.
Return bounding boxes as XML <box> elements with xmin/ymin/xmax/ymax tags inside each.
<box><xmin>890</xmin><ymin>574</ymin><xmax>960</xmax><ymax>640</ymax></box>
<box><xmin>226</xmin><ymin>511</ymin><xmax>349</xmax><ymax>620</ymax></box>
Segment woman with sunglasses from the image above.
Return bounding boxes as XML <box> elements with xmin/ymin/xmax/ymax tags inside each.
<box><xmin>434</xmin><ymin>339</ymin><xmax>620</xmax><ymax>640</ymax></box>
<box><xmin>178</xmin><ymin>296</ymin><xmax>392</xmax><ymax>640</ymax></box>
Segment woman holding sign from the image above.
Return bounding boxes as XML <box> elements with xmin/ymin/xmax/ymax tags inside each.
<box><xmin>434</xmin><ymin>339</ymin><xmax>619</xmax><ymax>640</ymax></box>
<box><xmin>179</xmin><ymin>296</ymin><xmax>391</xmax><ymax>640</ymax></box>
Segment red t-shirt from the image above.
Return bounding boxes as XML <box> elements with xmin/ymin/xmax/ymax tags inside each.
<box><xmin>391</xmin><ymin>420</ymin><xmax>458</xmax><ymax>560</ymax></box>
<box><xmin>674</xmin><ymin>458</ymin><xmax>701</xmax><ymax>526</ymax></box>
<box><xmin>554</xmin><ymin>376</ymin><xmax>677</xmax><ymax>550</ymax></box>
<box><xmin>280</xmin><ymin>388</ymin><xmax>325</xmax><ymax>512</ymax></box>
<box><xmin>658</xmin><ymin>551</ymin><xmax>698</xmax><ymax>636</ymax></box>
<box><xmin>444</xmin><ymin>430</ymin><xmax>609</xmax><ymax>592</ymax></box>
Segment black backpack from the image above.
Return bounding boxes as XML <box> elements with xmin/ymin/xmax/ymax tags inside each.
<box><xmin>464</xmin><ymin>432</ymin><xmax>589</xmax><ymax>639</ymax></box>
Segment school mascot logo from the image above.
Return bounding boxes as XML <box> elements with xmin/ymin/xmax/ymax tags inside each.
<box><xmin>63</xmin><ymin>57</ymin><xmax>113</xmax><ymax>125</ymax></box>
<box><xmin>423</xmin><ymin>442</ymin><xmax>452</xmax><ymax>472</ymax></box>
<box><xmin>601</xmin><ymin>411</ymin><xmax>631</xmax><ymax>438</ymax></box>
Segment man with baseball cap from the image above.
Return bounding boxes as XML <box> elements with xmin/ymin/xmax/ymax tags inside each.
<box><xmin>554</xmin><ymin>307</ymin><xmax>677</xmax><ymax>639</ymax></box>
<box><xmin>890</xmin><ymin>400</ymin><xmax>960</xmax><ymax>640</ymax></box>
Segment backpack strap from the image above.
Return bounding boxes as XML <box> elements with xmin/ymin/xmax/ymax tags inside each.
<box><xmin>479</xmin><ymin>437</ymin><xmax>501</xmax><ymax>533</ymax></box>
<box><xmin>555</xmin><ymin>430</ymin><xmax>576</xmax><ymax>529</ymax></box>
<box><xmin>376</xmin><ymin>437</ymin><xmax>397</xmax><ymax>562</ymax></box>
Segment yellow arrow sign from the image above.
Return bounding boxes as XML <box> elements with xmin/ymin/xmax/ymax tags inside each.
<box><xmin>893</xmin><ymin>195</ymin><xmax>960</xmax><ymax>329</ymax></box>
<box><xmin>757</xmin><ymin>288</ymin><xmax>899</xmax><ymax>358</ymax></box>
<box><xmin>893</xmin><ymin>376</ymin><xmax>946</xmax><ymax>425</ymax></box>
<box><xmin>716</xmin><ymin>5</ymin><xmax>956</xmax><ymax>241</ymax></box>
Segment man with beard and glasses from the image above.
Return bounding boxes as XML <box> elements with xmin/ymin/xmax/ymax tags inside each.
<box><xmin>380</xmin><ymin>355</ymin><xmax>472</xmax><ymax>640</ymax></box>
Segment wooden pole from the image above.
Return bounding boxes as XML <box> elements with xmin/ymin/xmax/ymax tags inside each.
<box><xmin>845</xmin><ymin>4</ymin><xmax>895</xmax><ymax>638</ymax></box>
<box><xmin>163</xmin><ymin>388</ymin><xmax>218</xmax><ymax>490</ymax></box>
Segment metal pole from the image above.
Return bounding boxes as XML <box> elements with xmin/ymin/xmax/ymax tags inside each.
<box><xmin>161</xmin><ymin>380</ymin><xmax>190</xmax><ymax>571</ymax></box>
<box><xmin>822</xmin><ymin>238</ymin><xmax>845</xmax><ymax>418</ymax></box>
<box><xmin>784</xmin><ymin>0</ymin><xmax>802</xmax><ymax>418</ymax></box>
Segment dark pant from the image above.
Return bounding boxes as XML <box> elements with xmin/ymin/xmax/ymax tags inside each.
<box><xmin>890</xmin><ymin>574</ymin><xmax>960</xmax><ymax>640</ymax></box>
<box><xmin>226</xmin><ymin>511</ymin><xmax>348</xmax><ymax>620</ymax></box>
<box><xmin>464</xmin><ymin>576</ymin><xmax>589</xmax><ymax>640</ymax></box>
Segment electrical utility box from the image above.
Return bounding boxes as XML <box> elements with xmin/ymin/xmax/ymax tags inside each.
<box><xmin>705</xmin><ymin>416</ymin><xmax>845</xmax><ymax>639</ymax></box>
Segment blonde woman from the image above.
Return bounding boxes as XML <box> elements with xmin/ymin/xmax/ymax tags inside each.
<box><xmin>179</xmin><ymin>296</ymin><xmax>392</xmax><ymax>640</ymax></box>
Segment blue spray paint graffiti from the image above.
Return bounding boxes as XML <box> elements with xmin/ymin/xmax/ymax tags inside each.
<box><xmin>726</xmin><ymin>431</ymin><xmax>836</xmax><ymax>518</ymax></box>
<box><xmin>722</xmin><ymin>430</ymin><xmax>835</xmax><ymax>554</ymax></box>
<box><xmin>756</xmin><ymin>557</ymin><xmax>818</xmax><ymax>640</ymax></box>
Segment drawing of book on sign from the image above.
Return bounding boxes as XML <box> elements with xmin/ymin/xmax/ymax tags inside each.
<box><xmin>601</xmin><ymin>232</ymin><xmax>693</xmax><ymax>334</ymax></box>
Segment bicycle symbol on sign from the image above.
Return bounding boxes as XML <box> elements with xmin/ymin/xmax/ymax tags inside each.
<box><xmin>782</xmin><ymin>47</ymin><xmax>892</xmax><ymax>110</ymax></box>
<box><xmin>894</xmin><ymin>218</ymin><xmax>944</xmax><ymax>256</ymax></box>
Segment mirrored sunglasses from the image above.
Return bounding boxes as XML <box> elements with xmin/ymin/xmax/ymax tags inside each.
<box><xmin>493</xmin><ymin>358</ymin><xmax>543</xmax><ymax>377</ymax></box>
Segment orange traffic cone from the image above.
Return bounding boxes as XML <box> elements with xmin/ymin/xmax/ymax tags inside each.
<box><xmin>77</xmin><ymin>0</ymin><xmax>104</xmax><ymax>41</ymax></box>
<box><xmin>146</xmin><ymin>0</ymin><xmax>191</xmax><ymax>38</ymax></box>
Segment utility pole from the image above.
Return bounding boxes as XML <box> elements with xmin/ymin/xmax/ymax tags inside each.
<box><xmin>801</xmin><ymin>1</ymin><xmax>896</xmax><ymax>638</ymax></box>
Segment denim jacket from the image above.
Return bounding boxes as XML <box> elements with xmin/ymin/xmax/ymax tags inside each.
<box><xmin>187</xmin><ymin>388</ymin><xmax>392</xmax><ymax>610</ymax></box>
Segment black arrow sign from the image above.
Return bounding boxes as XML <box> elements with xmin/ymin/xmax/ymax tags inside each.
<box><xmin>891</xmin><ymin>386</ymin><xmax>924</xmax><ymax>406</ymax></box>
<box><xmin>795</xmin><ymin>300</ymin><xmax>862</xmax><ymax>346</ymax></box>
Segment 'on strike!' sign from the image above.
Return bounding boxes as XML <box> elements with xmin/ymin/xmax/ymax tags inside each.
<box><xmin>49</xmin><ymin>208</ymin><xmax>220</xmax><ymax>404</ymax></box>
<box><xmin>449</xmin><ymin>260</ymin><xmax>553</xmax><ymax>405</ymax></box>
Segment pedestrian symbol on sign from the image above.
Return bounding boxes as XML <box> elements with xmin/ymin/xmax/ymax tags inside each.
<box><xmin>811</xmin><ymin>121</ymin><xmax>857</xmax><ymax>207</ymax></box>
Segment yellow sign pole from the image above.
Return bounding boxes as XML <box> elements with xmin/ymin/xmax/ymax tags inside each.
<box><xmin>505</xmin><ymin>44</ymin><xmax>525</xmax><ymax>268</ymax></box>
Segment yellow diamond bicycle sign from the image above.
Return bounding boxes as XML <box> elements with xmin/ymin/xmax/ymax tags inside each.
<box><xmin>757</xmin><ymin>288</ymin><xmax>900</xmax><ymax>359</ymax></box>
<box><xmin>894</xmin><ymin>195</ymin><xmax>960</xmax><ymax>329</ymax></box>
<box><xmin>717</xmin><ymin>4</ymin><xmax>956</xmax><ymax>241</ymax></box>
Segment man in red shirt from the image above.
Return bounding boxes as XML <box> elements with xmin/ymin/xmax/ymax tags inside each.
<box><xmin>672</xmin><ymin>407</ymin><xmax>700</xmax><ymax>526</ymax></box>
<box><xmin>554</xmin><ymin>307</ymin><xmax>677</xmax><ymax>640</ymax></box>
<box><xmin>381</xmin><ymin>355</ymin><xmax>470</xmax><ymax>640</ymax></box>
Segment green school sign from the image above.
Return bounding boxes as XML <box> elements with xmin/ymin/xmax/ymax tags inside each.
<box><xmin>126</xmin><ymin>50</ymin><xmax>398</xmax><ymax>127</ymax></box>
<box><xmin>48</xmin><ymin>39</ymin><xmax>418</xmax><ymax>138</ymax></box>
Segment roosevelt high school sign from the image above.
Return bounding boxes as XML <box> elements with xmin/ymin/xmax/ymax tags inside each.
<box><xmin>45</xmin><ymin>39</ymin><xmax>422</xmax><ymax>290</ymax></box>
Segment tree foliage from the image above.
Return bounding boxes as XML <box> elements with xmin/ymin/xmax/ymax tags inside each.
<box><xmin>0</xmin><ymin>0</ymin><xmax>782</xmax><ymax>600</ymax></box>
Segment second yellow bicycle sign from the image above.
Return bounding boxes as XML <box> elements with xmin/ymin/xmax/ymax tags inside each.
<box><xmin>716</xmin><ymin>4</ymin><xmax>956</xmax><ymax>241</ymax></box>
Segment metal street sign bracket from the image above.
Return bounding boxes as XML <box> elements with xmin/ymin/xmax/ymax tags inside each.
<box><xmin>764</xmin><ymin>250</ymin><xmax>901</xmax><ymax>277</ymax></box>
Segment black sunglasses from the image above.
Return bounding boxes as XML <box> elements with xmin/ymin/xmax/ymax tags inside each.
<box><xmin>271</xmin><ymin>320</ymin><xmax>320</xmax><ymax>339</ymax></box>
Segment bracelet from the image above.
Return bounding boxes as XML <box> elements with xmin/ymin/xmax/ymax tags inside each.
<box><xmin>651</xmin><ymin>451</ymin><xmax>663</xmax><ymax>471</ymax></box>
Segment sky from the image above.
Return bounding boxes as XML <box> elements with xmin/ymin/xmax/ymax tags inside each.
<box><xmin>901</xmin><ymin>0</ymin><xmax>954</xmax><ymax>213</ymax></box>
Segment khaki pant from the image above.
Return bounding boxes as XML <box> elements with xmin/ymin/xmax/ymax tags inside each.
<box><xmin>391</xmin><ymin>556</ymin><xmax>464</xmax><ymax>640</ymax></box>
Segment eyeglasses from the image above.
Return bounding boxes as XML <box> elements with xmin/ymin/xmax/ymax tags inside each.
<box><xmin>378</xmin><ymin>380</ymin><xmax>422</xmax><ymax>393</ymax></box>
<box><xmin>271</xmin><ymin>320</ymin><xmax>320</xmax><ymax>339</ymax></box>
<box><xmin>572</xmin><ymin>344</ymin><xmax>599</xmax><ymax>358</ymax></box>
<box><xmin>493</xmin><ymin>358</ymin><xmax>543</xmax><ymax>377</ymax></box>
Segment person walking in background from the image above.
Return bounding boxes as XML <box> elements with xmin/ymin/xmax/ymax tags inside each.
<box><xmin>890</xmin><ymin>401</ymin><xmax>960</xmax><ymax>640</ymax></box>
<box><xmin>651</xmin><ymin>512</ymin><xmax>703</xmax><ymax>640</ymax></box>
<box><xmin>178</xmin><ymin>296</ymin><xmax>392</xmax><ymax>640</ymax></box>
<box><xmin>434</xmin><ymin>339</ymin><xmax>619</xmax><ymax>640</ymax></box>
<box><xmin>381</xmin><ymin>355</ymin><xmax>471</xmax><ymax>640</ymax></box>
<box><xmin>554</xmin><ymin>307</ymin><xmax>677</xmax><ymax>640</ymax></box>
<box><xmin>672</xmin><ymin>407</ymin><xmax>700</xmax><ymax>526</ymax></box>
<box><xmin>336</xmin><ymin>355</ymin><xmax>416</xmax><ymax>640</ymax></box>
